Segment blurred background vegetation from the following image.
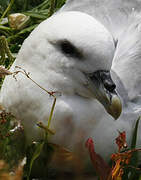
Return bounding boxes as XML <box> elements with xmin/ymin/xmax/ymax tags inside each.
<box><xmin>0</xmin><ymin>1</ymin><xmax>66</xmax><ymax>179</ymax></box>
<box><xmin>0</xmin><ymin>0</ymin><xmax>66</xmax><ymax>55</ymax></box>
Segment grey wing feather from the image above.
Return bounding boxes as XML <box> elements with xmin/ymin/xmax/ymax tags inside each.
<box><xmin>61</xmin><ymin>0</ymin><xmax>141</xmax><ymax>38</ymax></box>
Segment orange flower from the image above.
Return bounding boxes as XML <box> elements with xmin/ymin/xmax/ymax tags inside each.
<box><xmin>86</xmin><ymin>131</ymin><xmax>141</xmax><ymax>180</ymax></box>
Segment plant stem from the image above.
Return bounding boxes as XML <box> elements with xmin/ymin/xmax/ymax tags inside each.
<box><xmin>47</xmin><ymin>97</ymin><xmax>56</xmax><ymax>128</ymax></box>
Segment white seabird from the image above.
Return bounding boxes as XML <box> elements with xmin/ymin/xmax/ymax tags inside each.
<box><xmin>61</xmin><ymin>0</ymin><xmax>141</xmax><ymax>156</ymax></box>
<box><xmin>0</xmin><ymin>0</ymin><xmax>141</xmax><ymax>168</ymax></box>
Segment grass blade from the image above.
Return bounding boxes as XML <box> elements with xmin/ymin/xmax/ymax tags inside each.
<box><xmin>131</xmin><ymin>117</ymin><xmax>140</xmax><ymax>149</ymax></box>
<box><xmin>25</xmin><ymin>142</ymin><xmax>44</xmax><ymax>180</ymax></box>
<box><xmin>128</xmin><ymin>117</ymin><xmax>141</xmax><ymax>180</ymax></box>
<box><xmin>24</xmin><ymin>11</ymin><xmax>48</xmax><ymax>19</ymax></box>
<box><xmin>0</xmin><ymin>0</ymin><xmax>15</xmax><ymax>23</ymax></box>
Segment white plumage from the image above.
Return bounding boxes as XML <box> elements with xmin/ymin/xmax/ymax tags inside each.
<box><xmin>61</xmin><ymin>0</ymin><xmax>141</xmax><ymax>154</ymax></box>
<box><xmin>0</xmin><ymin>0</ymin><xmax>141</xmax><ymax>168</ymax></box>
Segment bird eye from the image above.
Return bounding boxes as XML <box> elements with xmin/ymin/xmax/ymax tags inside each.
<box><xmin>60</xmin><ymin>40</ymin><xmax>75</xmax><ymax>55</ymax></box>
<box><xmin>59</xmin><ymin>40</ymin><xmax>83</xmax><ymax>59</ymax></box>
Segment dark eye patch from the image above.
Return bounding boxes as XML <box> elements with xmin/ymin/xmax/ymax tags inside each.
<box><xmin>59</xmin><ymin>40</ymin><xmax>83</xmax><ymax>59</ymax></box>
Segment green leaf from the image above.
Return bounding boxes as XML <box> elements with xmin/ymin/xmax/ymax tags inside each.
<box><xmin>128</xmin><ymin>117</ymin><xmax>140</xmax><ymax>180</ymax></box>
<box><xmin>31</xmin><ymin>0</ymin><xmax>50</xmax><ymax>11</ymax></box>
<box><xmin>131</xmin><ymin>116</ymin><xmax>140</xmax><ymax>149</ymax></box>
<box><xmin>18</xmin><ymin>24</ymin><xmax>38</xmax><ymax>34</ymax></box>
<box><xmin>0</xmin><ymin>25</ymin><xmax>11</xmax><ymax>30</ymax></box>
<box><xmin>56</xmin><ymin>0</ymin><xmax>66</xmax><ymax>10</ymax></box>
<box><xmin>24</xmin><ymin>11</ymin><xmax>48</xmax><ymax>19</ymax></box>
<box><xmin>7</xmin><ymin>24</ymin><xmax>38</xmax><ymax>43</ymax></box>
<box><xmin>122</xmin><ymin>117</ymin><xmax>141</xmax><ymax>180</ymax></box>
<box><xmin>24</xmin><ymin>141</ymin><xmax>54</xmax><ymax>179</ymax></box>
<box><xmin>25</xmin><ymin>141</ymin><xmax>44</xmax><ymax>180</ymax></box>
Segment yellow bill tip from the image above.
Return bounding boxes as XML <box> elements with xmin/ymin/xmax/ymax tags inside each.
<box><xmin>107</xmin><ymin>95</ymin><xmax>122</xmax><ymax>120</ymax></box>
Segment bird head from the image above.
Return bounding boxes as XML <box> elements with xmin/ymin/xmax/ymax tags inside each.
<box><xmin>15</xmin><ymin>11</ymin><xmax>122</xmax><ymax>119</ymax></box>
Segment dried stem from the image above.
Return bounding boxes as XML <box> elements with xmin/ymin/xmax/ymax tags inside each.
<box><xmin>13</xmin><ymin>66</ymin><xmax>58</xmax><ymax>136</ymax></box>
<box><xmin>14</xmin><ymin>66</ymin><xmax>56</xmax><ymax>97</ymax></box>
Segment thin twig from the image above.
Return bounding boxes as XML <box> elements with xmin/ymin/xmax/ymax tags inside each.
<box><xmin>14</xmin><ymin>66</ymin><xmax>56</xmax><ymax>97</ymax></box>
<box><xmin>13</xmin><ymin>66</ymin><xmax>58</xmax><ymax>136</ymax></box>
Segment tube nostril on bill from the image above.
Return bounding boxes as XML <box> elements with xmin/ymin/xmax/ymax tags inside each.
<box><xmin>104</xmin><ymin>79</ymin><xmax>116</xmax><ymax>93</ymax></box>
